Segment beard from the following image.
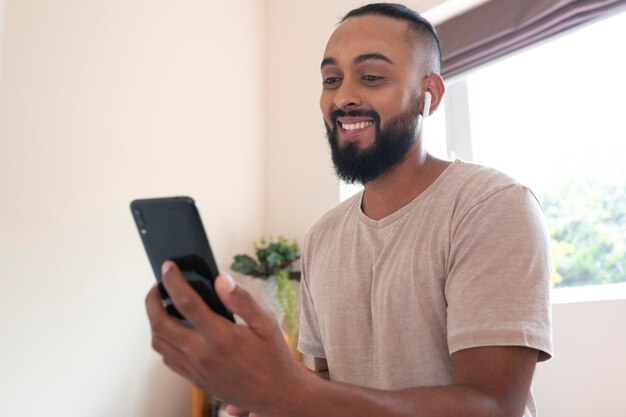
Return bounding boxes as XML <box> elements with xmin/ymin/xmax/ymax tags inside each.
<box><xmin>325</xmin><ymin>102</ymin><xmax>420</xmax><ymax>185</ymax></box>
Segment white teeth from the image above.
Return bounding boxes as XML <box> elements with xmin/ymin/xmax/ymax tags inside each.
<box><xmin>342</xmin><ymin>121</ymin><xmax>373</xmax><ymax>131</ymax></box>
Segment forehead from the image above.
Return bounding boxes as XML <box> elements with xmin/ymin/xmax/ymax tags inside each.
<box><xmin>323</xmin><ymin>15</ymin><xmax>414</xmax><ymax>65</ymax></box>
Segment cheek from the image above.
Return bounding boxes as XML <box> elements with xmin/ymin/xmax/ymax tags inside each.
<box><xmin>379</xmin><ymin>91</ymin><xmax>416</xmax><ymax>124</ymax></box>
<box><xmin>397</xmin><ymin>89</ymin><xmax>415</xmax><ymax>110</ymax></box>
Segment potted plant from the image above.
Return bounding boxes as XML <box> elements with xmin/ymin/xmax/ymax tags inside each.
<box><xmin>231</xmin><ymin>236</ymin><xmax>301</xmax><ymax>358</ymax></box>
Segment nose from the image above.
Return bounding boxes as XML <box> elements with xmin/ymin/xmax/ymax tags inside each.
<box><xmin>333</xmin><ymin>77</ymin><xmax>362</xmax><ymax>109</ymax></box>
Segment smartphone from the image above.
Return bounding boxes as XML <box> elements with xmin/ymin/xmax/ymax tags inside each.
<box><xmin>130</xmin><ymin>196</ymin><xmax>235</xmax><ymax>323</ymax></box>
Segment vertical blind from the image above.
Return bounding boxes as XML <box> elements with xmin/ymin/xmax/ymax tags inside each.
<box><xmin>436</xmin><ymin>0</ymin><xmax>626</xmax><ymax>78</ymax></box>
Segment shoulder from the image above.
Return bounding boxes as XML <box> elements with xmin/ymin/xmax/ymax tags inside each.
<box><xmin>445</xmin><ymin>160</ymin><xmax>520</xmax><ymax>196</ymax></box>
<box><xmin>440</xmin><ymin>160</ymin><xmax>541</xmax><ymax>215</ymax></box>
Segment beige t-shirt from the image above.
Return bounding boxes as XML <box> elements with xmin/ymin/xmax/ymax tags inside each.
<box><xmin>298</xmin><ymin>161</ymin><xmax>553</xmax><ymax>416</ymax></box>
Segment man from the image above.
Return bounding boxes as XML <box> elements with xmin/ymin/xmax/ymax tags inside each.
<box><xmin>146</xmin><ymin>3</ymin><xmax>553</xmax><ymax>417</ymax></box>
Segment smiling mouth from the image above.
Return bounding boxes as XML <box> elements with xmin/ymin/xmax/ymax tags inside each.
<box><xmin>340</xmin><ymin>120</ymin><xmax>374</xmax><ymax>131</ymax></box>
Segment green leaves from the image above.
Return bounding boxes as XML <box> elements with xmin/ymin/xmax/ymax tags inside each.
<box><xmin>274</xmin><ymin>268</ymin><xmax>299</xmax><ymax>344</ymax></box>
<box><xmin>231</xmin><ymin>236</ymin><xmax>301</xmax><ymax>281</ymax></box>
<box><xmin>540</xmin><ymin>174</ymin><xmax>626</xmax><ymax>288</ymax></box>
<box><xmin>230</xmin><ymin>254</ymin><xmax>262</xmax><ymax>277</ymax></box>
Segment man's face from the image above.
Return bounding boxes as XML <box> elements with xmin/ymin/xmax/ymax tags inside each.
<box><xmin>320</xmin><ymin>15</ymin><xmax>425</xmax><ymax>184</ymax></box>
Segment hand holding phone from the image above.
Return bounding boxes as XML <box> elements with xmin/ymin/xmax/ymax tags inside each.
<box><xmin>131</xmin><ymin>196</ymin><xmax>235</xmax><ymax>323</ymax></box>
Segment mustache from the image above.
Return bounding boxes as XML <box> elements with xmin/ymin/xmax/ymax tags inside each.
<box><xmin>330</xmin><ymin>109</ymin><xmax>381</xmax><ymax>127</ymax></box>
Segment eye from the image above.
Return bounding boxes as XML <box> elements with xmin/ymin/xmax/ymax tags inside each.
<box><xmin>323</xmin><ymin>77</ymin><xmax>342</xmax><ymax>88</ymax></box>
<box><xmin>361</xmin><ymin>75</ymin><xmax>384</xmax><ymax>83</ymax></box>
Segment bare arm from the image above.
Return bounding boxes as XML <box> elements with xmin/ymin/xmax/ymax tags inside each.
<box><xmin>279</xmin><ymin>346</ymin><xmax>537</xmax><ymax>417</ymax></box>
<box><xmin>147</xmin><ymin>262</ymin><xmax>539</xmax><ymax>417</ymax></box>
<box><xmin>226</xmin><ymin>358</ymin><xmax>329</xmax><ymax>417</ymax></box>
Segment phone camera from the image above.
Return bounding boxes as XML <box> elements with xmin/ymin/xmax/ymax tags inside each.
<box><xmin>133</xmin><ymin>209</ymin><xmax>146</xmax><ymax>229</ymax></box>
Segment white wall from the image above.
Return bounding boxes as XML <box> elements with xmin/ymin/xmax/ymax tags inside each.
<box><xmin>0</xmin><ymin>1</ymin><xmax>265</xmax><ymax>416</ymax></box>
<box><xmin>0</xmin><ymin>0</ymin><xmax>4</xmax><ymax>81</ymax></box>
<box><xmin>534</xmin><ymin>300</ymin><xmax>626</xmax><ymax>417</ymax></box>
<box><xmin>264</xmin><ymin>0</ymin><xmax>341</xmax><ymax>239</ymax></box>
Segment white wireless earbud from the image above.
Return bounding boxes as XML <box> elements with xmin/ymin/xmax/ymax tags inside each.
<box><xmin>422</xmin><ymin>91</ymin><xmax>432</xmax><ymax>119</ymax></box>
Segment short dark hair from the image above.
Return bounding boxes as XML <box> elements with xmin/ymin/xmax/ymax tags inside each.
<box><xmin>340</xmin><ymin>3</ymin><xmax>442</xmax><ymax>73</ymax></box>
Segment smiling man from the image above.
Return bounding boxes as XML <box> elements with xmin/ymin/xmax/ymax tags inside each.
<box><xmin>146</xmin><ymin>3</ymin><xmax>553</xmax><ymax>417</ymax></box>
<box><xmin>321</xmin><ymin>8</ymin><xmax>445</xmax><ymax>187</ymax></box>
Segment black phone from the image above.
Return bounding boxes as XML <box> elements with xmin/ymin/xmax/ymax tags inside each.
<box><xmin>130</xmin><ymin>196</ymin><xmax>235</xmax><ymax>323</ymax></box>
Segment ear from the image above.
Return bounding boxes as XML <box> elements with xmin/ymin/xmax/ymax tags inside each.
<box><xmin>422</xmin><ymin>74</ymin><xmax>445</xmax><ymax>117</ymax></box>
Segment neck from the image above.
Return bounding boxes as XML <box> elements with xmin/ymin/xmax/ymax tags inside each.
<box><xmin>361</xmin><ymin>142</ymin><xmax>451</xmax><ymax>221</ymax></box>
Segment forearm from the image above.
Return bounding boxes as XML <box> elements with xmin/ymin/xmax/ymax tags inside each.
<box><xmin>277</xmin><ymin>376</ymin><xmax>504</xmax><ymax>417</ymax></box>
<box><xmin>270</xmin><ymin>346</ymin><xmax>537</xmax><ymax>417</ymax></box>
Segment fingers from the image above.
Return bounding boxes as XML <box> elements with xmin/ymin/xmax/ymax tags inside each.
<box><xmin>161</xmin><ymin>261</ymin><xmax>224</xmax><ymax>334</ymax></box>
<box><xmin>223</xmin><ymin>405</ymin><xmax>260</xmax><ymax>417</ymax></box>
<box><xmin>146</xmin><ymin>284</ymin><xmax>197</xmax><ymax>345</ymax></box>
<box><xmin>224</xmin><ymin>404</ymin><xmax>250</xmax><ymax>416</ymax></box>
<box><xmin>146</xmin><ymin>284</ymin><xmax>201</xmax><ymax>382</ymax></box>
<box><xmin>214</xmin><ymin>274</ymin><xmax>276</xmax><ymax>333</ymax></box>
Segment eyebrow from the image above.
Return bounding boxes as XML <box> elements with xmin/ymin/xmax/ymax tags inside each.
<box><xmin>320</xmin><ymin>53</ymin><xmax>394</xmax><ymax>69</ymax></box>
<box><xmin>320</xmin><ymin>57</ymin><xmax>337</xmax><ymax>69</ymax></box>
<box><xmin>354</xmin><ymin>53</ymin><xmax>394</xmax><ymax>65</ymax></box>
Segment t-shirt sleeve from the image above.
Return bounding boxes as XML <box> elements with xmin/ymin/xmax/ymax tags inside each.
<box><xmin>445</xmin><ymin>184</ymin><xmax>553</xmax><ymax>361</ymax></box>
<box><xmin>297</xmin><ymin>233</ymin><xmax>326</xmax><ymax>358</ymax></box>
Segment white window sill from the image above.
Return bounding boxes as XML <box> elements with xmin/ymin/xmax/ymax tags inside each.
<box><xmin>551</xmin><ymin>282</ymin><xmax>626</xmax><ymax>304</ymax></box>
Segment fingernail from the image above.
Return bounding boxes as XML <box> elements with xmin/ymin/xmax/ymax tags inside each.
<box><xmin>161</xmin><ymin>261</ymin><xmax>173</xmax><ymax>275</ymax></box>
<box><xmin>222</xmin><ymin>274</ymin><xmax>236</xmax><ymax>293</ymax></box>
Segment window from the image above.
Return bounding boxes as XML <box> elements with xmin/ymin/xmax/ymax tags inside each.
<box><xmin>443</xmin><ymin>11</ymin><xmax>626</xmax><ymax>301</ymax></box>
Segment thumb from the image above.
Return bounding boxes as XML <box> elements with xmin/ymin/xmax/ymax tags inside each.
<box><xmin>214</xmin><ymin>274</ymin><xmax>275</xmax><ymax>332</ymax></box>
